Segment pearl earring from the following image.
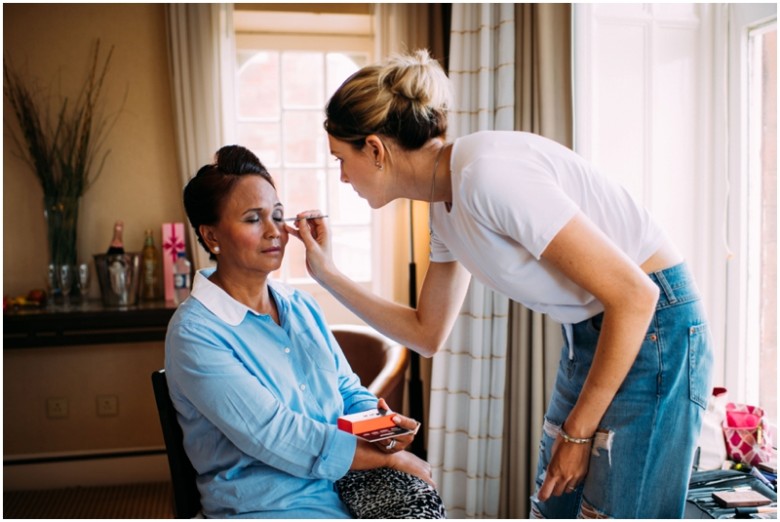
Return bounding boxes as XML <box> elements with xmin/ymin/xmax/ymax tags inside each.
<box><xmin>213</xmin><ymin>246</ymin><xmax>220</xmax><ymax>254</ymax></box>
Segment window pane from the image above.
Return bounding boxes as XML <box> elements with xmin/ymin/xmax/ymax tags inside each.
<box><xmin>278</xmin><ymin>168</ymin><xmax>326</xmax><ymax>214</ymax></box>
<box><xmin>237</xmin><ymin>51</ymin><xmax>279</xmax><ymax>119</ymax></box>
<box><xmin>233</xmin><ymin>31</ymin><xmax>372</xmax><ymax>287</ymax></box>
<box><xmin>326</xmin><ymin>52</ymin><xmax>368</xmax><ymax>95</ymax></box>
<box><xmin>328</xmin><ymin>169</ymin><xmax>371</xmax><ymax>225</ymax></box>
<box><xmin>282</xmin><ymin>52</ymin><xmax>324</xmax><ymax>108</ymax></box>
<box><xmin>332</xmin><ymin>226</ymin><xmax>371</xmax><ymax>282</ymax></box>
<box><xmin>237</xmin><ymin>122</ymin><xmax>281</xmax><ymax>166</ymax></box>
<box><xmin>283</xmin><ymin>110</ymin><xmax>326</xmax><ymax>165</ymax></box>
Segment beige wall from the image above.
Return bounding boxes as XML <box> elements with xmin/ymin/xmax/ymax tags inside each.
<box><xmin>4</xmin><ymin>342</ymin><xmax>166</xmax><ymax>454</ymax></box>
<box><xmin>3</xmin><ymin>4</ymin><xmax>180</xmax><ymax>465</ymax></box>
<box><xmin>3</xmin><ymin>4</ymin><xmax>183</xmax><ymax>298</ymax></box>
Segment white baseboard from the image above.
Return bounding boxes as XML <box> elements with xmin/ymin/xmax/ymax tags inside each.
<box><xmin>4</xmin><ymin>451</ymin><xmax>170</xmax><ymax>491</ymax></box>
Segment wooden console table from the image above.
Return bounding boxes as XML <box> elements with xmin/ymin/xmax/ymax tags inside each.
<box><xmin>3</xmin><ymin>300</ymin><xmax>178</xmax><ymax>349</ymax></box>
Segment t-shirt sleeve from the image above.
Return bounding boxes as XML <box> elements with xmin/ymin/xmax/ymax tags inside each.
<box><xmin>429</xmin><ymin>218</ymin><xmax>456</xmax><ymax>263</ymax></box>
<box><xmin>461</xmin><ymin>156</ymin><xmax>580</xmax><ymax>259</ymax></box>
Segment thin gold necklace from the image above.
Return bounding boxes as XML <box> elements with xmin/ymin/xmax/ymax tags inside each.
<box><xmin>429</xmin><ymin>144</ymin><xmax>445</xmax><ymax>203</ymax></box>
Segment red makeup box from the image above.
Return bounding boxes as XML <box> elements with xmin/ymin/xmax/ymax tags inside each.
<box><xmin>337</xmin><ymin>409</ymin><xmax>412</xmax><ymax>442</ymax></box>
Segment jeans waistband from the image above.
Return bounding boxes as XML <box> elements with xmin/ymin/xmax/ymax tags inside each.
<box><xmin>647</xmin><ymin>262</ymin><xmax>700</xmax><ymax>309</ymax></box>
<box><xmin>562</xmin><ymin>262</ymin><xmax>699</xmax><ymax>359</ymax></box>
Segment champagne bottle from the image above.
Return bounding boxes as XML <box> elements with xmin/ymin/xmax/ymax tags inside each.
<box><xmin>106</xmin><ymin>221</ymin><xmax>125</xmax><ymax>255</ymax></box>
<box><xmin>141</xmin><ymin>229</ymin><xmax>160</xmax><ymax>300</ymax></box>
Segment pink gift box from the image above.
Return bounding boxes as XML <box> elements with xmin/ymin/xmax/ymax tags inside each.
<box><xmin>162</xmin><ymin>223</ymin><xmax>186</xmax><ymax>302</ymax></box>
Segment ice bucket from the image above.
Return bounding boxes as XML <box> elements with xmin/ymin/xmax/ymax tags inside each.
<box><xmin>93</xmin><ymin>253</ymin><xmax>142</xmax><ymax>307</ymax></box>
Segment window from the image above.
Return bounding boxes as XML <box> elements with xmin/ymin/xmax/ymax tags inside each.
<box><xmin>728</xmin><ymin>8</ymin><xmax>776</xmax><ymax>423</ymax></box>
<box><xmin>234</xmin><ymin>49</ymin><xmax>371</xmax><ymax>283</ymax></box>
<box><xmin>574</xmin><ymin>4</ymin><xmax>777</xmax><ymax>419</ymax></box>
<box><xmin>749</xmin><ymin>24</ymin><xmax>777</xmax><ymax>425</ymax></box>
<box><xmin>231</xmin><ymin>8</ymin><xmax>387</xmax><ymax>323</ymax></box>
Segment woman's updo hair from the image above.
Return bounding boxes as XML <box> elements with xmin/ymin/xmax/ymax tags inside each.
<box><xmin>183</xmin><ymin>145</ymin><xmax>275</xmax><ymax>261</ymax></box>
<box><xmin>324</xmin><ymin>49</ymin><xmax>452</xmax><ymax>151</ymax></box>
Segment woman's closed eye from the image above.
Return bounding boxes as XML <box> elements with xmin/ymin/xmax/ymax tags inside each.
<box><xmin>243</xmin><ymin>209</ymin><xmax>285</xmax><ymax>223</ymax></box>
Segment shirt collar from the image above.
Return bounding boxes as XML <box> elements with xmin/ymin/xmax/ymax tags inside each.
<box><xmin>191</xmin><ymin>268</ymin><xmax>290</xmax><ymax>327</ymax></box>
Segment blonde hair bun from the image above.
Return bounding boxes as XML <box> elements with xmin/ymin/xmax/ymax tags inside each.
<box><xmin>325</xmin><ymin>49</ymin><xmax>451</xmax><ymax>150</ymax></box>
<box><xmin>379</xmin><ymin>49</ymin><xmax>452</xmax><ymax>112</ymax></box>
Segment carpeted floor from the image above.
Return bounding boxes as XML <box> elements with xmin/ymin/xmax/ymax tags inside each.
<box><xmin>3</xmin><ymin>481</ymin><xmax>173</xmax><ymax>519</ymax></box>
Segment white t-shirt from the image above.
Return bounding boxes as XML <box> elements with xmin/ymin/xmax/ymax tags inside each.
<box><xmin>430</xmin><ymin>130</ymin><xmax>667</xmax><ymax>324</ymax></box>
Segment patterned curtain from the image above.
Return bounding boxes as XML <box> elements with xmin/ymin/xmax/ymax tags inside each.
<box><xmin>427</xmin><ymin>4</ymin><xmax>515</xmax><ymax>518</ymax></box>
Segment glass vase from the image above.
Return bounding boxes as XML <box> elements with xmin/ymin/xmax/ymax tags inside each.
<box><xmin>44</xmin><ymin>195</ymin><xmax>80</xmax><ymax>298</ymax></box>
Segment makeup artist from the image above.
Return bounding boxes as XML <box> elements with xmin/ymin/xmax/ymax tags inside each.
<box><xmin>165</xmin><ymin>145</ymin><xmax>442</xmax><ymax>518</ymax></box>
<box><xmin>288</xmin><ymin>50</ymin><xmax>713</xmax><ymax>519</ymax></box>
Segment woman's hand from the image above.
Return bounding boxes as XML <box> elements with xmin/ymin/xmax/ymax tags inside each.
<box><xmin>537</xmin><ymin>434</ymin><xmax>591</xmax><ymax>501</ymax></box>
<box><xmin>375</xmin><ymin>398</ymin><xmax>420</xmax><ymax>454</ymax></box>
<box><xmin>386</xmin><ymin>450</ymin><xmax>436</xmax><ymax>488</ymax></box>
<box><xmin>285</xmin><ymin>211</ymin><xmax>336</xmax><ymax>283</ymax></box>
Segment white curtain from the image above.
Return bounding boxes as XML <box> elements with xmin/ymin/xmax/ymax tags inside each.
<box><xmin>373</xmin><ymin>4</ymin><xmax>431</xmax><ymax>56</ymax></box>
<box><xmin>427</xmin><ymin>4</ymin><xmax>515</xmax><ymax>518</ymax></box>
<box><xmin>165</xmin><ymin>3</ymin><xmax>236</xmax><ymax>270</ymax></box>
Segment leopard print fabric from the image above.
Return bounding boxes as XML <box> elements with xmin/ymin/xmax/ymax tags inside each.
<box><xmin>336</xmin><ymin>467</ymin><xmax>447</xmax><ymax>519</ymax></box>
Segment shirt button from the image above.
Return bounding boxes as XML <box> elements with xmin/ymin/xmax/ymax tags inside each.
<box><xmin>284</xmin><ymin>347</ymin><xmax>291</xmax><ymax>354</ymax></box>
<box><xmin>300</xmin><ymin>384</ymin><xmax>306</xmax><ymax>391</ymax></box>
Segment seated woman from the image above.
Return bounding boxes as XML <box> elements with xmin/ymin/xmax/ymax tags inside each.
<box><xmin>165</xmin><ymin>145</ymin><xmax>441</xmax><ymax>518</ymax></box>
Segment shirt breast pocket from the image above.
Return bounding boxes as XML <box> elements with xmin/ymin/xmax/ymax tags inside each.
<box><xmin>296</xmin><ymin>327</ymin><xmax>339</xmax><ymax>375</ymax></box>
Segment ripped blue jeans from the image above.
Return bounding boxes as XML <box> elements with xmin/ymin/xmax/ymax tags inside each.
<box><xmin>531</xmin><ymin>263</ymin><xmax>713</xmax><ymax>518</ymax></box>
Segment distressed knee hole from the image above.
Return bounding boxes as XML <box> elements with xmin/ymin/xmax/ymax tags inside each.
<box><xmin>530</xmin><ymin>500</ymin><xmax>545</xmax><ymax>519</ymax></box>
<box><xmin>543</xmin><ymin>419</ymin><xmax>614</xmax><ymax>461</ymax></box>
<box><xmin>578</xmin><ymin>499</ymin><xmax>612</xmax><ymax>519</ymax></box>
<box><xmin>591</xmin><ymin>429</ymin><xmax>614</xmax><ymax>463</ymax></box>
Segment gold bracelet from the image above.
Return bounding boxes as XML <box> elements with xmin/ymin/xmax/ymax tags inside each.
<box><xmin>560</xmin><ymin>427</ymin><xmax>594</xmax><ymax>445</ymax></box>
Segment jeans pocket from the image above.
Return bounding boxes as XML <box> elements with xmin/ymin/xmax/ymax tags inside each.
<box><xmin>688</xmin><ymin>323</ymin><xmax>713</xmax><ymax>409</ymax></box>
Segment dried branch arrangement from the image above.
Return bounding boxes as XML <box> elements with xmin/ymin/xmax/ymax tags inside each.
<box><xmin>4</xmin><ymin>39</ymin><xmax>115</xmax><ymax>202</ymax></box>
<box><xmin>4</xmin><ymin>40</ymin><xmax>117</xmax><ymax>267</ymax></box>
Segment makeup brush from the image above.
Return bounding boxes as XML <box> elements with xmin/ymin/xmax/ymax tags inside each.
<box><xmin>734</xmin><ymin>506</ymin><xmax>777</xmax><ymax>518</ymax></box>
<box><xmin>282</xmin><ymin>214</ymin><xmax>328</xmax><ymax>222</ymax></box>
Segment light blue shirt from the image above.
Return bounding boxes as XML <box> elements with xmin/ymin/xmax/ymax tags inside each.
<box><xmin>165</xmin><ymin>268</ymin><xmax>376</xmax><ymax>518</ymax></box>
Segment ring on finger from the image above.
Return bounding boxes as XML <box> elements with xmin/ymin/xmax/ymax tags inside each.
<box><xmin>386</xmin><ymin>439</ymin><xmax>397</xmax><ymax>450</ymax></box>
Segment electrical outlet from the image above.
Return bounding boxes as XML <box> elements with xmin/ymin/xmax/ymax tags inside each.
<box><xmin>96</xmin><ymin>395</ymin><xmax>118</xmax><ymax>417</ymax></box>
<box><xmin>46</xmin><ymin>397</ymin><xmax>69</xmax><ymax>419</ymax></box>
